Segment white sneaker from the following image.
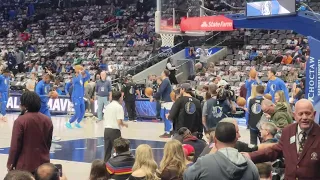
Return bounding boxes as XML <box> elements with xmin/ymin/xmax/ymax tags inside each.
<box><xmin>52</xmin><ymin>136</ymin><xmax>61</xmax><ymax>142</ymax></box>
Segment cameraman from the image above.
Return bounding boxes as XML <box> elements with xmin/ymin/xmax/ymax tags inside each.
<box><xmin>202</xmin><ymin>82</ymin><xmax>236</xmax><ymax>131</ymax></box>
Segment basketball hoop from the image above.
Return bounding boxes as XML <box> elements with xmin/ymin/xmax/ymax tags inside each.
<box><xmin>160</xmin><ymin>33</ymin><xmax>175</xmax><ymax>47</ymax></box>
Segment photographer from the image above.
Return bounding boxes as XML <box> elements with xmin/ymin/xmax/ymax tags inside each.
<box><xmin>202</xmin><ymin>82</ymin><xmax>236</xmax><ymax>131</ymax></box>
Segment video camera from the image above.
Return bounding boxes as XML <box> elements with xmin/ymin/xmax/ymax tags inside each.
<box><xmin>217</xmin><ymin>84</ymin><xmax>235</xmax><ymax>101</ymax></box>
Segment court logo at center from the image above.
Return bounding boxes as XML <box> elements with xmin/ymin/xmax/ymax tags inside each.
<box><xmin>185</xmin><ymin>102</ymin><xmax>196</xmax><ymax>114</ymax></box>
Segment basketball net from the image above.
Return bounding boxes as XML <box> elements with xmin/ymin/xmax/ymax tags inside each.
<box><xmin>160</xmin><ymin>33</ymin><xmax>175</xmax><ymax>48</ymax></box>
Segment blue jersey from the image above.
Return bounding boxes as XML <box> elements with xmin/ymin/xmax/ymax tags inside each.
<box><xmin>35</xmin><ymin>80</ymin><xmax>51</xmax><ymax>105</ymax></box>
<box><xmin>0</xmin><ymin>75</ymin><xmax>10</xmax><ymax>92</ymax></box>
<box><xmin>264</xmin><ymin>77</ymin><xmax>289</xmax><ymax>102</ymax></box>
<box><xmin>245</xmin><ymin>79</ymin><xmax>260</xmax><ymax>100</ymax></box>
<box><xmin>71</xmin><ymin>70</ymin><xmax>90</xmax><ymax>99</ymax></box>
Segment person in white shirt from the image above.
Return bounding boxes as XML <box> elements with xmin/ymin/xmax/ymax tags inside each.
<box><xmin>103</xmin><ymin>91</ymin><xmax>128</xmax><ymax>162</ymax></box>
<box><xmin>38</xmin><ymin>36</ymin><xmax>46</xmax><ymax>44</ymax></box>
<box><xmin>31</xmin><ymin>64</ymin><xmax>44</xmax><ymax>74</ymax></box>
<box><xmin>26</xmin><ymin>72</ymin><xmax>37</xmax><ymax>91</ymax></box>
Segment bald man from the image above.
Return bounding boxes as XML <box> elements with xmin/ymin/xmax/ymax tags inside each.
<box><xmin>244</xmin><ymin>99</ymin><xmax>320</xmax><ymax>180</ymax></box>
<box><xmin>35</xmin><ymin>163</ymin><xmax>67</xmax><ymax>180</ymax></box>
<box><xmin>95</xmin><ymin>71</ymin><xmax>112</xmax><ymax>122</ymax></box>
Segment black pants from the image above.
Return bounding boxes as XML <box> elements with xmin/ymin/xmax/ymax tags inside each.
<box><xmin>250</xmin><ymin>128</ymin><xmax>260</xmax><ymax>145</ymax></box>
<box><xmin>104</xmin><ymin>128</ymin><xmax>121</xmax><ymax>162</ymax></box>
<box><xmin>18</xmin><ymin>63</ymin><xmax>24</xmax><ymax>73</ymax></box>
<box><xmin>125</xmin><ymin>101</ymin><xmax>136</xmax><ymax>120</ymax></box>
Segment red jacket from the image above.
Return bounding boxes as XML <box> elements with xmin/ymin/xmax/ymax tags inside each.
<box><xmin>7</xmin><ymin>112</ymin><xmax>53</xmax><ymax>173</ymax></box>
<box><xmin>250</xmin><ymin>122</ymin><xmax>320</xmax><ymax>180</ymax></box>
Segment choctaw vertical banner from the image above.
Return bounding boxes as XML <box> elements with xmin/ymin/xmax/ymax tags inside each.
<box><xmin>306</xmin><ymin>36</ymin><xmax>320</xmax><ymax>124</ymax></box>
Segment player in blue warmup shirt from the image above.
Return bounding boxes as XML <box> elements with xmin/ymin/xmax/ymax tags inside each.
<box><xmin>35</xmin><ymin>73</ymin><xmax>61</xmax><ymax>142</ymax></box>
<box><xmin>36</xmin><ymin>74</ymin><xmax>54</xmax><ymax>118</ymax></box>
<box><xmin>0</xmin><ymin>69</ymin><xmax>12</xmax><ymax>121</ymax></box>
<box><xmin>66</xmin><ymin>65</ymin><xmax>90</xmax><ymax>129</ymax></box>
<box><xmin>264</xmin><ymin>68</ymin><xmax>289</xmax><ymax>102</ymax></box>
<box><xmin>245</xmin><ymin>75</ymin><xmax>261</xmax><ymax>101</ymax></box>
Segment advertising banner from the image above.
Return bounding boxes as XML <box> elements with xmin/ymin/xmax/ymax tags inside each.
<box><xmin>305</xmin><ymin>36</ymin><xmax>320</xmax><ymax>124</ymax></box>
<box><xmin>6</xmin><ymin>94</ymin><xmax>157</xmax><ymax>118</ymax></box>
<box><xmin>185</xmin><ymin>47</ymin><xmax>222</xmax><ymax>59</ymax></box>
<box><xmin>180</xmin><ymin>16</ymin><xmax>233</xmax><ymax>32</ymax></box>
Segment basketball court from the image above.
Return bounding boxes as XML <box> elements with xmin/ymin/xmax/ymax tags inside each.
<box><xmin>0</xmin><ymin>113</ymin><xmax>250</xmax><ymax>179</ymax></box>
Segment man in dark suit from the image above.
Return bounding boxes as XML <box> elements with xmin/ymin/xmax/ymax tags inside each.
<box><xmin>243</xmin><ymin>99</ymin><xmax>320</xmax><ymax>180</ymax></box>
<box><xmin>7</xmin><ymin>91</ymin><xmax>53</xmax><ymax>173</ymax></box>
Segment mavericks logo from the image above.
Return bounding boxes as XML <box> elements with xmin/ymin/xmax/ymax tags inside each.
<box><xmin>185</xmin><ymin>100</ymin><xmax>196</xmax><ymax>115</ymax></box>
<box><xmin>212</xmin><ymin>106</ymin><xmax>223</xmax><ymax>118</ymax></box>
<box><xmin>251</xmin><ymin>103</ymin><xmax>262</xmax><ymax>114</ymax></box>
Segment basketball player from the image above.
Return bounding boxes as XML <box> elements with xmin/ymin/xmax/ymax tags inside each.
<box><xmin>264</xmin><ymin>68</ymin><xmax>289</xmax><ymax>102</ymax></box>
<box><xmin>0</xmin><ymin>69</ymin><xmax>12</xmax><ymax>121</ymax></box>
<box><xmin>65</xmin><ymin>65</ymin><xmax>90</xmax><ymax>129</ymax></box>
<box><xmin>150</xmin><ymin>70</ymin><xmax>172</xmax><ymax>138</ymax></box>
<box><xmin>35</xmin><ymin>73</ymin><xmax>60</xmax><ymax>141</ymax></box>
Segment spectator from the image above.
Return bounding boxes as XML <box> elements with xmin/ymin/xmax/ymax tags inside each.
<box><xmin>129</xmin><ymin>144</ymin><xmax>158</xmax><ymax>180</ymax></box>
<box><xmin>275</xmin><ymin>90</ymin><xmax>293</xmax><ymax>118</ymax></box>
<box><xmin>166</xmin><ymin>58</ymin><xmax>178</xmax><ymax>85</ymax></box>
<box><xmin>254</xmin><ymin>52</ymin><xmax>264</xmax><ymax>64</ymax></box>
<box><xmin>286</xmin><ymin>36</ymin><xmax>297</xmax><ymax>50</ymax></box>
<box><xmin>184</xmin><ymin>122</ymin><xmax>259</xmax><ymax>180</ymax></box>
<box><xmin>4</xmin><ymin>170</ymin><xmax>34</xmax><ymax>180</ymax></box>
<box><xmin>244</xmin><ymin>29</ymin><xmax>251</xmax><ymax>44</ymax></box>
<box><xmin>294</xmin><ymin>78</ymin><xmax>305</xmax><ymax>100</ymax></box>
<box><xmin>265</xmin><ymin>50</ymin><xmax>275</xmax><ymax>63</ymax></box>
<box><xmin>261</xmin><ymin>99</ymin><xmax>293</xmax><ymax>129</ymax></box>
<box><xmin>174</xmin><ymin>127</ymin><xmax>206</xmax><ymax>162</ymax></box>
<box><xmin>239</xmin><ymin>83</ymin><xmax>247</xmax><ymax>99</ymax></box>
<box><xmin>227</xmin><ymin>68</ymin><xmax>240</xmax><ymax>82</ymax></box>
<box><xmin>248</xmin><ymin>85</ymin><xmax>265</xmax><ymax>145</ymax></box>
<box><xmin>168</xmin><ymin>83</ymin><xmax>202</xmax><ymax>137</ymax></box>
<box><xmin>244</xmin><ymin>99</ymin><xmax>320</xmax><ymax>180</ymax></box>
<box><xmin>106</xmin><ymin>137</ymin><xmax>135</xmax><ymax>179</ymax></box>
<box><xmin>157</xmin><ymin>140</ymin><xmax>186</xmax><ymax>180</ymax></box>
<box><xmin>285</xmin><ymin>67</ymin><xmax>298</xmax><ymax>83</ymax></box>
<box><xmin>202</xmin><ymin>84</ymin><xmax>231</xmax><ymax>130</ymax></box>
<box><xmin>260</xmin><ymin>122</ymin><xmax>278</xmax><ymax>143</ymax></box>
<box><xmin>26</xmin><ymin>72</ymin><xmax>37</xmax><ymax>92</ymax></box>
<box><xmin>256</xmin><ymin>163</ymin><xmax>272</xmax><ymax>180</ymax></box>
<box><xmin>15</xmin><ymin>48</ymin><xmax>25</xmax><ymax>73</ymax></box>
<box><xmin>281</xmin><ymin>54</ymin><xmax>293</xmax><ymax>64</ymax></box>
<box><xmin>89</xmin><ymin>160</ymin><xmax>109</xmax><ymax>180</ymax></box>
<box><xmin>182</xmin><ymin>144</ymin><xmax>195</xmax><ymax>167</ymax></box>
<box><xmin>34</xmin><ymin>163</ymin><xmax>67</xmax><ymax>180</ymax></box>
<box><xmin>7</xmin><ymin>92</ymin><xmax>53</xmax><ymax>173</ymax></box>
<box><xmin>38</xmin><ymin>35</ymin><xmax>46</xmax><ymax>44</ymax></box>
<box><xmin>32</xmin><ymin>63</ymin><xmax>44</xmax><ymax>74</ymax></box>
<box><xmin>271</xmin><ymin>51</ymin><xmax>283</xmax><ymax>64</ymax></box>
<box><xmin>199</xmin><ymin>118</ymin><xmax>275</xmax><ymax>157</ymax></box>
<box><xmin>249</xmin><ymin>49</ymin><xmax>258</xmax><ymax>61</ymax></box>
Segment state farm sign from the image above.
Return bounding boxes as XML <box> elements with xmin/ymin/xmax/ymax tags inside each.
<box><xmin>180</xmin><ymin>15</ymin><xmax>234</xmax><ymax>32</ymax></box>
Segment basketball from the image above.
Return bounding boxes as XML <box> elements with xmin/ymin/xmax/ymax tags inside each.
<box><xmin>249</xmin><ymin>68</ymin><xmax>257</xmax><ymax>79</ymax></box>
<box><xmin>264</xmin><ymin>93</ymin><xmax>272</xmax><ymax>100</ymax></box>
<box><xmin>170</xmin><ymin>91</ymin><xmax>176</xmax><ymax>102</ymax></box>
<box><xmin>145</xmin><ymin>87</ymin><xmax>153</xmax><ymax>97</ymax></box>
<box><xmin>50</xmin><ymin>91</ymin><xmax>59</xmax><ymax>99</ymax></box>
<box><xmin>236</xmin><ymin>97</ymin><xmax>246</xmax><ymax>107</ymax></box>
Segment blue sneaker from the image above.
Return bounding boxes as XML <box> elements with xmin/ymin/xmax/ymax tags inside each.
<box><xmin>75</xmin><ymin>123</ymin><xmax>82</xmax><ymax>128</ymax></box>
<box><xmin>65</xmin><ymin>122</ymin><xmax>72</xmax><ymax>129</ymax></box>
